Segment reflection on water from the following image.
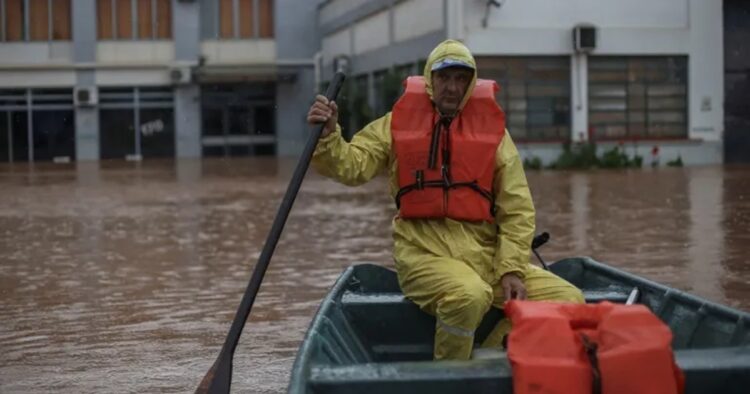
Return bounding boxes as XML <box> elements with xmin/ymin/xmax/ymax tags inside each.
<box><xmin>0</xmin><ymin>159</ymin><xmax>748</xmax><ymax>393</ymax></box>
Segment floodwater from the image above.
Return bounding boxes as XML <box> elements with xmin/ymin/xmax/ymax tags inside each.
<box><xmin>0</xmin><ymin>159</ymin><xmax>748</xmax><ymax>393</ymax></box>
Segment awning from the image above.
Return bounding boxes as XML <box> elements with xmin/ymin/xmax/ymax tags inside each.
<box><xmin>194</xmin><ymin>64</ymin><xmax>303</xmax><ymax>84</ymax></box>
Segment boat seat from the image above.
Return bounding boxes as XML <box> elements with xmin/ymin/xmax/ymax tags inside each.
<box><xmin>582</xmin><ymin>289</ymin><xmax>630</xmax><ymax>303</ymax></box>
<box><xmin>341</xmin><ymin>289</ymin><xmax>631</xmax><ymax>307</ymax></box>
<box><xmin>471</xmin><ymin>347</ymin><xmax>505</xmax><ymax>360</ymax></box>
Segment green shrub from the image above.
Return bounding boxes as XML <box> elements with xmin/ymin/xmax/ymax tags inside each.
<box><xmin>549</xmin><ymin>142</ymin><xmax>599</xmax><ymax>169</ymax></box>
<box><xmin>666</xmin><ymin>155</ymin><xmax>684</xmax><ymax>167</ymax></box>
<box><xmin>599</xmin><ymin>146</ymin><xmax>642</xmax><ymax>168</ymax></box>
<box><xmin>523</xmin><ymin>156</ymin><xmax>543</xmax><ymax>170</ymax></box>
<box><xmin>548</xmin><ymin>142</ymin><xmax>643</xmax><ymax>169</ymax></box>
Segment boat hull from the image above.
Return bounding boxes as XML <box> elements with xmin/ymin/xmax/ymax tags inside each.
<box><xmin>288</xmin><ymin>257</ymin><xmax>750</xmax><ymax>393</ymax></box>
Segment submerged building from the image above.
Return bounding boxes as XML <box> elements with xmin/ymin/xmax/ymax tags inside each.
<box><xmin>0</xmin><ymin>0</ymin><xmax>747</xmax><ymax>165</ymax></box>
<box><xmin>317</xmin><ymin>0</ymin><xmax>750</xmax><ymax>166</ymax></box>
<box><xmin>0</xmin><ymin>0</ymin><xmax>317</xmax><ymax>162</ymax></box>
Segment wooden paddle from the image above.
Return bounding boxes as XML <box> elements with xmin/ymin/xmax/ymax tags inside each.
<box><xmin>196</xmin><ymin>72</ymin><xmax>346</xmax><ymax>394</ymax></box>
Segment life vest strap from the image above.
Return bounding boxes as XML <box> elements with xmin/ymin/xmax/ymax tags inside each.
<box><xmin>395</xmin><ymin>179</ymin><xmax>495</xmax><ymax>216</ymax></box>
<box><xmin>428</xmin><ymin>116</ymin><xmax>453</xmax><ymax>170</ymax></box>
<box><xmin>394</xmin><ymin>180</ymin><xmax>446</xmax><ymax>209</ymax></box>
<box><xmin>448</xmin><ymin>180</ymin><xmax>497</xmax><ymax>217</ymax></box>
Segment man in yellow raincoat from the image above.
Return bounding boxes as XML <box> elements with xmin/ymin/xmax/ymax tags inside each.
<box><xmin>307</xmin><ymin>39</ymin><xmax>583</xmax><ymax>360</ymax></box>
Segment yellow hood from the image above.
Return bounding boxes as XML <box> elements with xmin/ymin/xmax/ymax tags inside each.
<box><xmin>313</xmin><ymin>38</ymin><xmax>536</xmax><ymax>288</ymax></box>
<box><xmin>422</xmin><ymin>39</ymin><xmax>477</xmax><ymax>113</ymax></box>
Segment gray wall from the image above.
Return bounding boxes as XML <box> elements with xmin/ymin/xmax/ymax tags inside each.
<box><xmin>73</xmin><ymin>0</ymin><xmax>99</xmax><ymax>161</ymax></box>
<box><xmin>274</xmin><ymin>0</ymin><xmax>321</xmax><ymax>156</ymax></box>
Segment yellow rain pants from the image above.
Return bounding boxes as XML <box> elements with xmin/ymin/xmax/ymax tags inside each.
<box><xmin>312</xmin><ymin>39</ymin><xmax>584</xmax><ymax>360</ymax></box>
<box><xmin>395</xmin><ymin>239</ymin><xmax>583</xmax><ymax>359</ymax></box>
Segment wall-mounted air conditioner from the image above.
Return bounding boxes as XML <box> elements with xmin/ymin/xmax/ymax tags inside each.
<box><xmin>573</xmin><ymin>24</ymin><xmax>597</xmax><ymax>53</ymax></box>
<box><xmin>333</xmin><ymin>55</ymin><xmax>350</xmax><ymax>74</ymax></box>
<box><xmin>74</xmin><ymin>87</ymin><xmax>98</xmax><ymax>107</ymax></box>
<box><xmin>169</xmin><ymin>66</ymin><xmax>193</xmax><ymax>85</ymax></box>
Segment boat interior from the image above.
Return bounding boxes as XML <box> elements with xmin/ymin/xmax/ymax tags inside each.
<box><xmin>289</xmin><ymin>258</ymin><xmax>750</xmax><ymax>394</ymax></box>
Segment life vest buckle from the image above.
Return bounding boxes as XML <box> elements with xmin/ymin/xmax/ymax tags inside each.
<box><xmin>441</xmin><ymin>165</ymin><xmax>451</xmax><ymax>187</ymax></box>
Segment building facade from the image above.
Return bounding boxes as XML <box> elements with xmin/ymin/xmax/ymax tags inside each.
<box><xmin>2</xmin><ymin>0</ymin><xmax>746</xmax><ymax>165</ymax></box>
<box><xmin>0</xmin><ymin>0</ymin><xmax>318</xmax><ymax>163</ymax></box>
<box><xmin>318</xmin><ymin>0</ymin><xmax>747</xmax><ymax>166</ymax></box>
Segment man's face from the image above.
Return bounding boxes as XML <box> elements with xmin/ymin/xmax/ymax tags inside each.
<box><xmin>431</xmin><ymin>67</ymin><xmax>474</xmax><ymax>115</ymax></box>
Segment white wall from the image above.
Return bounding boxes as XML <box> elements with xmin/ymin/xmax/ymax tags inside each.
<box><xmin>95</xmin><ymin>69</ymin><xmax>171</xmax><ymax>86</ymax></box>
<box><xmin>464</xmin><ymin>0</ymin><xmax>693</xmax><ymax>55</ymax></box>
<box><xmin>353</xmin><ymin>10</ymin><xmax>389</xmax><ymax>55</ymax></box>
<box><xmin>0</xmin><ymin>70</ymin><xmax>76</xmax><ymax>87</ymax></box>
<box><xmin>321</xmin><ymin>0</ymin><xmax>445</xmax><ymax>63</ymax></box>
<box><xmin>469</xmin><ymin>0</ymin><xmax>689</xmax><ymax>30</ymax></box>
<box><xmin>319</xmin><ymin>0</ymin><xmax>371</xmax><ymax>26</ymax></box>
<box><xmin>0</xmin><ymin>43</ymin><xmax>73</xmax><ymax>65</ymax></box>
<box><xmin>201</xmin><ymin>40</ymin><xmax>276</xmax><ymax>64</ymax></box>
<box><xmin>393</xmin><ymin>0</ymin><xmax>443</xmax><ymax>42</ymax></box>
<box><xmin>96</xmin><ymin>42</ymin><xmax>174</xmax><ymax>64</ymax></box>
<box><xmin>0</xmin><ymin>43</ymin><xmax>74</xmax><ymax>87</ymax></box>
<box><xmin>461</xmin><ymin>0</ymin><xmax>724</xmax><ymax>151</ymax></box>
<box><xmin>518</xmin><ymin>140</ymin><xmax>723</xmax><ymax>167</ymax></box>
<box><xmin>322</xmin><ymin>28</ymin><xmax>352</xmax><ymax>60</ymax></box>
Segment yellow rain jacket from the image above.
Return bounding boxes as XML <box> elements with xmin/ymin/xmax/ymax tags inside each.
<box><xmin>312</xmin><ymin>40</ymin><xmax>582</xmax><ymax>360</ymax></box>
<box><xmin>314</xmin><ymin>40</ymin><xmax>533</xmax><ymax>283</ymax></box>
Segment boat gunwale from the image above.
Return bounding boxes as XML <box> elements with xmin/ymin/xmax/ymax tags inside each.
<box><xmin>565</xmin><ymin>257</ymin><xmax>750</xmax><ymax>322</ymax></box>
<box><xmin>288</xmin><ymin>264</ymin><xmax>358</xmax><ymax>393</ymax></box>
<box><xmin>288</xmin><ymin>257</ymin><xmax>750</xmax><ymax>393</ymax></box>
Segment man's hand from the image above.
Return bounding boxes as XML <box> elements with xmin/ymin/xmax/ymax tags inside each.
<box><xmin>500</xmin><ymin>273</ymin><xmax>527</xmax><ymax>301</ymax></box>
<box><xmin>306</xmin><ymin>94</ymin><xmax>338</xmax><ymax>137</ymax></box>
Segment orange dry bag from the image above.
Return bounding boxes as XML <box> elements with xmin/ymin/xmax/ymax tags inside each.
<box><xmin>505</xmin><ymin>301</ymin><xmax>685</xmax><ymax>394</ymax></box>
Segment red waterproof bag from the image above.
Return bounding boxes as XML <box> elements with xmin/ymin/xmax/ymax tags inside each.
<box><xmin>505</xmin><ymin>301</ymin><xmax>685</xmax><ymax>394</ymax></box>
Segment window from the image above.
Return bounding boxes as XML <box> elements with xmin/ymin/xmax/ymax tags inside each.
<box><xmin>588</xmin><ymin>57</ymin><xmax>688</xmax><ymax>140</ymax></box>
<box><xmin>0</xmin><ymin>89</ymin><xmax>75</xmax><ymax>162</ymax></box>
<box><xmin>417</xmin><ymin>59</ymin><xmax>427</xmax><ymax>75</ymax></box>
<box><xmin>97</xmin><ymin>0</ymin><xmax>171</xmax><ymax>40</ymax></box>
<box><xmin>210</xmin><ymin>0</ymin><xmax>274</xmax><ymax>39</ymax></box>
<box><xmin>348</xmin><ymin>74</ymin><xmax>372</xmax><ymax>135</ymax></box>
<box><xmin>372</xmin><ymin>70</ymin><xmax>388</xmax><ymax>117</ymax></box>
<box><xmin>99</xmin><ymin>87</ymin><xmax>175</xmax><ymax>159</ymax></box>
<box><xmin>477</xmin><ymin>56</ymin><xmax>571</xmax><ymax>141</ymax></box>
<box><xmin>334</xmin><ymin>73</ymin><xmax>372</xmax><ymax>139</ymax></box>
<box><xmin>371</xmin><ymin>65</ymin><xmax>412</xmax><ymax>118</ymax></box>
<box><xmin>201</xmin><ymin>83</ymin><xmax>276</xmax><ymax>157</ymax></box>
<box><xmin>1</xmin><ymin>0</ymin><xmax>71</xmax><ymax>41</ymax></box>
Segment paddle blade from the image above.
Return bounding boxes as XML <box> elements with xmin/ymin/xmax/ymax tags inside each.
<box><xmin>194</xmin><ymin>363</ymin><xmax>216</xmax><ymax>394</ymax></box>
<box><xmin>195</xmin><ymin>355</ymin><xmax>231</xmax><ymax>394</ymax></box>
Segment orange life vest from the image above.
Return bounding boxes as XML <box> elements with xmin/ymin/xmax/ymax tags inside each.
<box><xmin>391</xmin><ymin>76</ymin><xmax>506</xmax><ymax>222</ymax></box>
<box><xmin>505</xmin><ymin>300</ymin><xmax>685</xmax><ymax>394</ymax></box>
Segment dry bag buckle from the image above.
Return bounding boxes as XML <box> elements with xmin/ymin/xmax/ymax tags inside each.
<box><xmin>415</xmin><ymin>170</ymin><xmax>424</xmax><ymax>190</ymax></box>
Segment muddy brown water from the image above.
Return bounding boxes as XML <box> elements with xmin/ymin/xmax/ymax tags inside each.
<box><xmin>1</xmin><ymin>159</ymin><xmax>748</xmax><ymax>393</ymax></box>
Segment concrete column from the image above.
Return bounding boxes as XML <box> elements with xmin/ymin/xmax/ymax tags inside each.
<box><xmin>173</xmin><ymin>0</ymin><xmax>202</xmax><ymax>158</ymax></box>
<box><xmin>276</xmin><ymin>71</ymin><xmax>315</xmax><ymax>157</ymax></box>
<box><xmin>73</xmin><ymin>0</ymin><xmax>99</xmax><ymax>160</ymax></box>
<box><xmin>445</xmin><ymin>0</ymin><xmax>464</xmax><ymax>40</ymax></box>
<box><xmin>571</xmin><ymin>53</ymin><xmax>589</xmax><ymax>142</ymax></box>
<box><xmin>687</xmin><ymin>0</ymin><xmax>723</xmax><ymax>143</ymax></box>
<box><xmin>274</xmin><ymin>0</ymin><xmax>319</xmax><ymax>156</ymax></box>
<box><xmin>175</xmin><ymin>85</ymin><xmax>202</xmax><ymax>158</ymax></box>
